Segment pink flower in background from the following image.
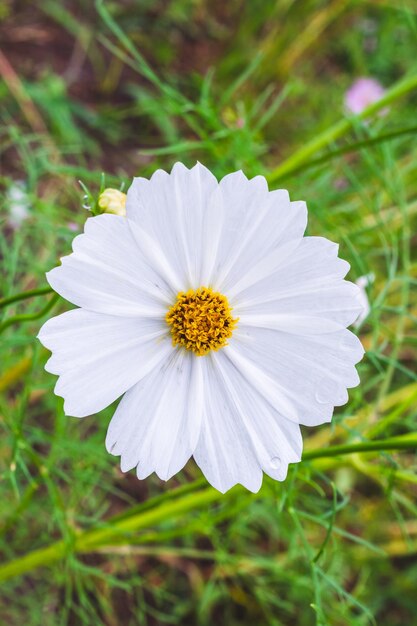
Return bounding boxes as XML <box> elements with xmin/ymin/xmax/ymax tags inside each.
<box><xmin>345</xmin><ymin>78</ymin><xmax>386</xmax><ymax>115</ymax></box>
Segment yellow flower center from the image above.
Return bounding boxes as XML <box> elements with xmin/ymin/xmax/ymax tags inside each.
<box><xmin>166</xmin><ymin>287</ymin><xmax>238</xmax><ymax>356</ymax></box>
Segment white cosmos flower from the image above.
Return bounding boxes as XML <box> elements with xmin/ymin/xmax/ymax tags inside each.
<box><xmin>38</xmin><ymin>163</ymin><xmax>365</xmax><ymax>493</ymax></box>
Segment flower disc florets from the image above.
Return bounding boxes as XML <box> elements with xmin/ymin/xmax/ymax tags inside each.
<box><xmin>166</xmin><ymin>287</ymin><xmax>238</xmax><ymax>356</ymax></box>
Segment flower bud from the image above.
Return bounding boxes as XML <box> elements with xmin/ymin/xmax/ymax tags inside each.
<box><xmin>98</xmin><ymin>188</ymin><xmax>126</xmax><ymax>216</ymax></box>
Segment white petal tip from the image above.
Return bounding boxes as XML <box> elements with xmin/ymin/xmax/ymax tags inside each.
<box><xmin>62</xmin><ymin>399</ymin><xmax>89</xmax><ymax>419</ymax></box>
<box><xmin>105</xmin><ymin>437</ymin><xmax>117</xmax><ymax>455</ymax></box>
<box><xmin>207</xmin><ymin>476</ymin><xmax>263</xmax><ymax>495</ymax></box>
<box><xmin>45</xmin><ymin>268</ymin><xmax>57</xmax><ymax>286</ymax></box>
<box><xmin>120</xmin><ymin>458</ymin><xmax>137</xmax><ymax>473</ymax></box>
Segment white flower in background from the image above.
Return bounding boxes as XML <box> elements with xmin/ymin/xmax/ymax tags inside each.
<box><xmin>98</xmin><ymin>188</ymin><xmax>126</xmax><ymax>216</ymax></box>
<box><xmin>7</xmin><ymin>181</ymin><xmax>30</xmax><ymax>229</ymax></box>
<box><xmin>354</xmin><ymin>273</ymin><xmax>374</xmax><ymax>328</ymax></box>
<box><xmin>38</xmin><ymin>163</ymin><xmax>364</xmax><ymax>493</ymax></box>
<box><xmin>344</xmin><ymin>77</ymin><xmax>386</xmax><ymax>116</ymax></box>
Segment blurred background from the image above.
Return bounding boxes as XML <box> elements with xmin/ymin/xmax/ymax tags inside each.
<box><xmin>1</xmin><ymin>0</ymin><xmax>417</xmax><ymax>624</ymax></box>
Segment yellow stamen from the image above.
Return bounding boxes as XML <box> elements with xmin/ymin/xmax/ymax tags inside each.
<box><xmin>166</xmin><ymin>287</ymin><xmax>238</xmax><ymax>356</ymax></box>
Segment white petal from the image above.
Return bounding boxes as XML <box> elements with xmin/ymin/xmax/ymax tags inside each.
<box><xmin>126</xmin><ymin>162</ymin><xmax>218</xmax><ymax>288</ymax></box>
<box><xmin>226</xmin><ymin>240</ymin><xmax>302</xmax><ymax>302</ymax></box>
<box><xmin>211</xmin><ymin>175</ymin><xmax>307</xmax><ymax>292</ymax></box>
<box><xmin>237</xmin><ymin>281</ymin><xmax>363</xmax><ymax>330</ymax></box>
<box><xmin>224</xmin><ymin>345</ymin><xmax>300</xmax><ymax>421</ymax></box>
<box><xmin>227</xmin><ymin>234</ymin><xmax>364</xmax><ymax>427</ymax></box>
<box><xmin>238</xmin><ymin>314</ymin><xmax>345</xmax><ymax>334</ymax></box>
<box><xmin>230</xmin><ymin>326</ymin><xmax>363</xmax><ymax>426</ymax></box>
<box><xmin>207</xmin><ymin>171</ymin><xmax>268</xmax><ymax>288</ymax></box>
<box><xmin>38</xmin><ymin>309</ymin><xmax>172</xmax><ymax>417</ymax></box>
<box><xmin>193</xmin><ymin>355</ymin><xmax>263</xmax><ymax>493</ymax></box>
<box><xmin>234</xmin><ymin>237</ymin><xmax>351</xmax><ymax>312</ymax></box>
<box><xmin>199</xmin><ymin>185</ymin><xmax>226</xmax><ymax>286</ymax></box>
<box><xmin>213</xmin><ymin>351</ymin><xmax>302</xmax><ymax>481</ymax></box>
<box><xmin>47</xmin><ymin>214</ymin><xmax>175</xmax><ymax>316</ymax></box>
<box><xmin>106</xmin><ymin>350</ymin><xmax>203</xmax><ymax>481</ymax></box>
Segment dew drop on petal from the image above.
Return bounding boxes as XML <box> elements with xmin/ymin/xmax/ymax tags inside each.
<box><xmin>270</xmin><ymin>457</ymin><xmax>281</xmax><ymax>470</ymax></box>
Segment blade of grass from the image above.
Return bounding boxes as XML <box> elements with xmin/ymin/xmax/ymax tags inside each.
<box><xmin>275</xmin><ymin>124</ymin><xmax>417</xmax><ymax>179</ymax></box>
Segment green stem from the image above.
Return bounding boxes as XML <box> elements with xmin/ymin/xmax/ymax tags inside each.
<box><xmin>0</xmin><ymin>286</ymin><xmax>53</xmax><ymax>310</ymax></box>
<box><xmin>1</xmin><ymin>433</ymin><xmax>417</xmax><ymax>584</ymax></box>
<box><xmin>302</xmin><ymin>433</ymin><xmax>417</xmax><ymax>461</ymax></box>
<box><xmin>276</xmin><ymin>124</ymin><xmax>417</xmax><ymax>179</ymax></box>
<box><xmin>0</xmin><ymin>294</ymin><xmax>59</xmax><ymax>334</ymax></box>
<box><xmin>267</xmin><ymin>72</ymin><xmax>417</xmax><ymax>184</ymax></box>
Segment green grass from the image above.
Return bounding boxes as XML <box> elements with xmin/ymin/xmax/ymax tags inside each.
<box><xmin>1</xmin><ymin>1</ymin><xmax>417</xmax><ymax>624</ymax></box>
